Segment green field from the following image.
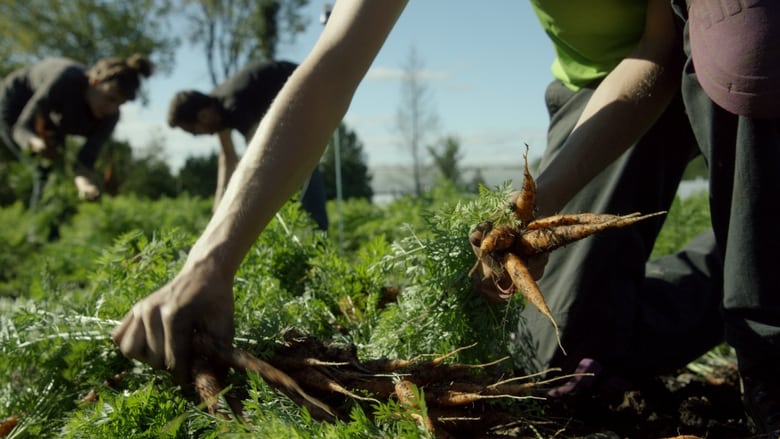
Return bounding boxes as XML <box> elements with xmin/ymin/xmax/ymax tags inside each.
<box><xmin>0</xmin><ymin>181</ymin><xmax>712</xmax><ymax>438</ymax></box>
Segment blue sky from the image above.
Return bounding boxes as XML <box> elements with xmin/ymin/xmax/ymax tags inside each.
<box><xmin>113</xmin><ymin>1</ymin><xmax>556</xmax><ymax>172</ymax></box>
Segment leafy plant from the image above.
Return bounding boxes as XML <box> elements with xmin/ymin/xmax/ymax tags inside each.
<box><xmin>0</xmin><ymin>181</ymin><xmax>715</xmax><ymax>438</ymax></box>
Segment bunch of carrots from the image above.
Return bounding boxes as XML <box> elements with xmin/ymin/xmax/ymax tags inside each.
<box><xmin>191</xmin><ymin>331</ymin><xmax>575</xmax><ymax>438</ymax></box>
<box><xmin>469</xmin><ymin>145</ymin><xmax>664</xmax><ymax>350</ymax></box>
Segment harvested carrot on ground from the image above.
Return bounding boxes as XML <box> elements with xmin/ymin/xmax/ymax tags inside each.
<box><xmin>191</xmin><ymin>333</ymin><xmax>337</xmax><ymax>421</ymax></box>
<box><xmin>395</xmin><ymin>380</ymin><xmax>437</xmax><ymax>434</ymax></box>
<box><xmin>177</xmin><ymin>330</ymin><xmax>586</xmax><ymax>437</ymax></box>
<box><xmin>0</xmin><ymin>416</ymin><xmax>17</xmax><ymax>438</ymax></box>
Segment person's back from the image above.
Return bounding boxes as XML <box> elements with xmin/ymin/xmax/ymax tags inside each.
<box><xmin>0</xmin><ymin>58</ymin><xmax>91</xmax><ymax>156</ymax></box>
<box><xmin>1</xmin><ymin>54</ymin><xmax>152</xmax><ymax>204</ymax></box>
<box><xmin>167</xmin><ymin>60</ymin><xmax>328</xmax><ymax>230</ymax></box>
<box><xmin>211</xmin><ymin>60</ymin><xmax>299</xmax><ymax>140</ymax></box>
<box><xmin>530</xmin><ymin>0</ymin><xmax>646</xmax><ymax>91</ymax></box>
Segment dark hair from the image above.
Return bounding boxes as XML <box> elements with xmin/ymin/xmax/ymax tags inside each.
<box><xmin>167</xmin><ymin>90</ymin><xmax>220</xmax><ymax>127</ymax></box>
<box><xmin>87</xmin><ymin>53</ymin><xmax>154</xmax><ymax>101</ymax></box>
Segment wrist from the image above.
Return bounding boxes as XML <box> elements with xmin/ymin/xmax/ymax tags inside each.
<box><xmin>181</xmin><ymin>248</ymin><xmax>236</xmax><ymax>293</ymax></box>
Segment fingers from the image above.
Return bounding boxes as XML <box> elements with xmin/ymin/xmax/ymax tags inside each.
<box><xmin>112</xmin><ymin>315</ymin><xmax>146</xmax><ymax>361</ymax></box>
<box><xmin>469</xmin><ymin>221</ymin><xmax>493</xmax><ymax>259</ymax></box>
<box><xmin>144</xmin><ymin>308</ymin><xmax>166</xmax><ymax>370</ymax></box>
<box><xmin>111</xmin><ymin>303</ymin><xmax>169</xmax><ymax>370</ymax></box>
<box><xmin>470</xmin><ymin>269</ymin><xmax>514</xmax><ymax>304</ymax></box>
<box><xmin>111</xmin><ymin>273</ymin><xmax>235</xmax><ymax>388</ymax></box>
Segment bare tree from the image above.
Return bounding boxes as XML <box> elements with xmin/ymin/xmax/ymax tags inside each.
<box><xmin>182</xmin><ymin>0</ymin><xmax>310</xmax><ymax>86</ymax></box>
<box><xmin>395</xmin><ymin>46</ymin><xmax>439</xmax><ymax>196</ymax></box>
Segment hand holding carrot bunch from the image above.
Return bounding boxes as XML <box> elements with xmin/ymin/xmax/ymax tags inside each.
<box><xmin>469</xmin><ymin>145</ymin><xmax>665</xmax><ymax>351</ymax></box>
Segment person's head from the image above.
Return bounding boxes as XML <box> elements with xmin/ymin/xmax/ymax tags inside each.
<box><xmin>167</xmin><ymin>90</ymin><xmax>224</xmax><ymax>135</ymax></box>
<box><xmin>85</xmin><ymin>53</ymin><xmax>154</xmax><ymax>119</ymax></box>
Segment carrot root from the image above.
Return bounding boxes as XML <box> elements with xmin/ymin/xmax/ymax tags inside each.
<box><xmin>504</xmin><ymin>253</ymin><xmax>566</xmax><ymax>355</ymax></box>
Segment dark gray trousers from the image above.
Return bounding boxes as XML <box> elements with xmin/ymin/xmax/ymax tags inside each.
<box><xmin>300</xmin><ymin>166</ymin><xmax>329</xmax><ymax>231</ymax></box>
<box><xmin>674</xmin><ymin>2</ymin><xmax>780</xmax><ymax>365</ymax></box>
<box><xmin>512</xmin><ymin>79</ymin><xmax>725</xmax><ymax>378</ymax></box>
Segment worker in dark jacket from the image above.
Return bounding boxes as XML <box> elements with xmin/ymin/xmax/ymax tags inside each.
<box><xmin>167</xmin><ymin>60</ymin><xmax>328</xmax><ymax>230</ymax></box>
<box><xmin>0</xmin><ymin>54</ymin><xmax>153</xmax><ymax>205</ymax></box>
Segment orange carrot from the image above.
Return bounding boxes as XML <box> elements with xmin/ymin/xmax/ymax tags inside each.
<box><xmin>478</xmin><ymin>223</ymin><xmax>517</xmax><ymax>255</ymax></box>
<box><xmin>513</xmin><ymin>144</ymin><xmax>536</xmax><ymax>224</ymax></box>
<box><xmin>192</xmin><ymin>333</ymin><xmax>336</xmax><ymax>421</ymax></box>
<box><xmin>503</xmin><ymin>253</ymin><xmax>565</xmax><ymax>354</ymax></box>
<box><xmin>517</xmin><ymin>212</ymin><xmax>665</xmax><ymax>256</ymax></box>
<box><xmin>395</xmin><ymin>380</ymin><xmax>436</xmax><ymax>433</ymax></box>
<box><xmin>0</xmin><ymin>416</ymin><xmax>17</xmax><ymax>438</ymax></box>
<box><xmin>192</xmin><ymin>357</ymin><xmax>225</xmax><ymax>416</ymax></box>
<box><xmin>525</xmin><ymin>212</ymin><xmax>640</xmax><ymax>230</ymax></box>
<box><xmin>469</xmin><ymin>223</ymin><xmax>515</xmax><ymax>278</ymax></box>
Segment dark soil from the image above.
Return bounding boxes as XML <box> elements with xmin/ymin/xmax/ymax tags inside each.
<box><xmin>479</xmin><ymin>356</ymin><xmax>771</xmax><ymax>439</ymax></box>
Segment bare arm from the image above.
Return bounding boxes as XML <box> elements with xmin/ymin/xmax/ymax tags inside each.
<box><xmin>534</xmin><ymin>0</ymin><xmax>682</xmax><ymax>216</ymax></box>
<box><xmin>187</xmin><ymin>0</ymin><xmax>407</xmax><ymax>274</ymax></box>
<box><xmin>112</xmin><ymin>0</ymin><xmax>408</xmax><ymax>383</ymax></box>
<box><xmin>213</xmin><ymin>129</ymin><xmax>238</xmax><ymax>211</ymax></box>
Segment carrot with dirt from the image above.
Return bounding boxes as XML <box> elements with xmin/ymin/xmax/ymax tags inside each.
<box><xmin>191</xmin><ymin>332</ymin><xmax>336</xmax><ymax>421</ymax></box>
<box><xmin>525</xmin><ymin>212</ymin><xmax>641</xmax><ymax>230</ymax></box>
<box><xmin>512</xmin><ymin>144</ymin><xmax>536</xmax><ymax>224</ymax></box>
<box><xmin>0</xmin><ymin>416</ymin><xmax>17</xmax><ymax>438</ymax></box>
<box><xmin>469</xmin><ymin>145</ymin><xmax>666</xmax><ymax>359</ymax></box>
<box><xmin>504</xmin><ymin>252</ymin><xmax>565</xmax><ymax>353</ymax></box>
<box><xmin>517</xmin><ymin>211</ymin><xmax>665</xmax><ymax>256</ymax></box>
<box><xmin>395</xmin><ymin>380</ymin><xmax>437</xmax><ymax>434</ymax></box>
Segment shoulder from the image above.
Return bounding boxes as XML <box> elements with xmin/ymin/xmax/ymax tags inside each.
<box><xmin>35</xmin><ymin>57</ymin><xmax>86</xmax><ymax>73</ymax></box>
<box><xmin>273</xmin><ymin>60</ymin><xmax>299</xmax><ymax>71</ymax></box>
<box><xmin>245</xmin><ymin>60</ymin><xmax>299</xmax><ymax>76</ymax></box>
<box><xmin>31</xmin><ymin>58</ymin><xmax>87</xmax><ymax>84</ymax></box>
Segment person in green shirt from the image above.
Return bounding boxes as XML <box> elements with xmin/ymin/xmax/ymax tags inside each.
<box><xmin>504</xmin><ymin>0</ymin><xmax>720</xmax><ymax>398</ymax></box>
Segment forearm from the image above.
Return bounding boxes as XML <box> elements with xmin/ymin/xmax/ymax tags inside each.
<box><xmin>534</xmin><ymin>0</ymin><xmax>680</xmax><ymax>216</ymax></box>
<box><xmin>535</xmin><ymin>59</ymin><xmax>679</xmax><ymax>215</ymax></box>
<box><xmin>186</xmin><ymin>0</ymin><xmax>407</xmax><ymax>276</ymax></box>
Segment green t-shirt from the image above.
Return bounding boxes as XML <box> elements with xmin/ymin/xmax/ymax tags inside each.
<box><xmin>530</xmin><ymin>0</ymin><xmax>647</xmax><ymax>90</ymax></box>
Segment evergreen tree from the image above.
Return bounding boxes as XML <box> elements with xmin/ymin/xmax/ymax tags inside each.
<box><xmin>176</xmin><ymin>152</ymin><xmax>218</xmax><ymax>198</ymax></box>
<box><xmin>321</xmin><ymin>123</ymin><xmax>373</xmax><ymax>201</ymax></box>
<box><xmin>428</xmin><ymin>135</ymin><xmax>464</xmax><ymax>189</ymax></box>
<box><xmin>120</xmin><ymin>140</ymin><xmax>178</xmax><ymax>200</ymax></box>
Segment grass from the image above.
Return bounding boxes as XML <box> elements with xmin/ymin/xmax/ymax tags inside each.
<box><xmin>0</xmin><ymin>182</ymin><xmax>714</xmax><ymax>438</ymax></box>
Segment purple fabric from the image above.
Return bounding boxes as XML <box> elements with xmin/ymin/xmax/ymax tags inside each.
<box><xmin>689</xmin><ymin>0</ymin><xmax>780</xmax><ymax>118</ymax></box>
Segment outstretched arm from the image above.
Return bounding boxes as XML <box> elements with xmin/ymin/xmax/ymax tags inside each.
<box><xmin>534</xmin><ymin>0</ymin><xmax>682</xmax><ymax>216</ymax></box>
<box><xmin>112</xmin><ymin>0</ymin><xmax>408</xmax><ymax>384</ymax></box>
